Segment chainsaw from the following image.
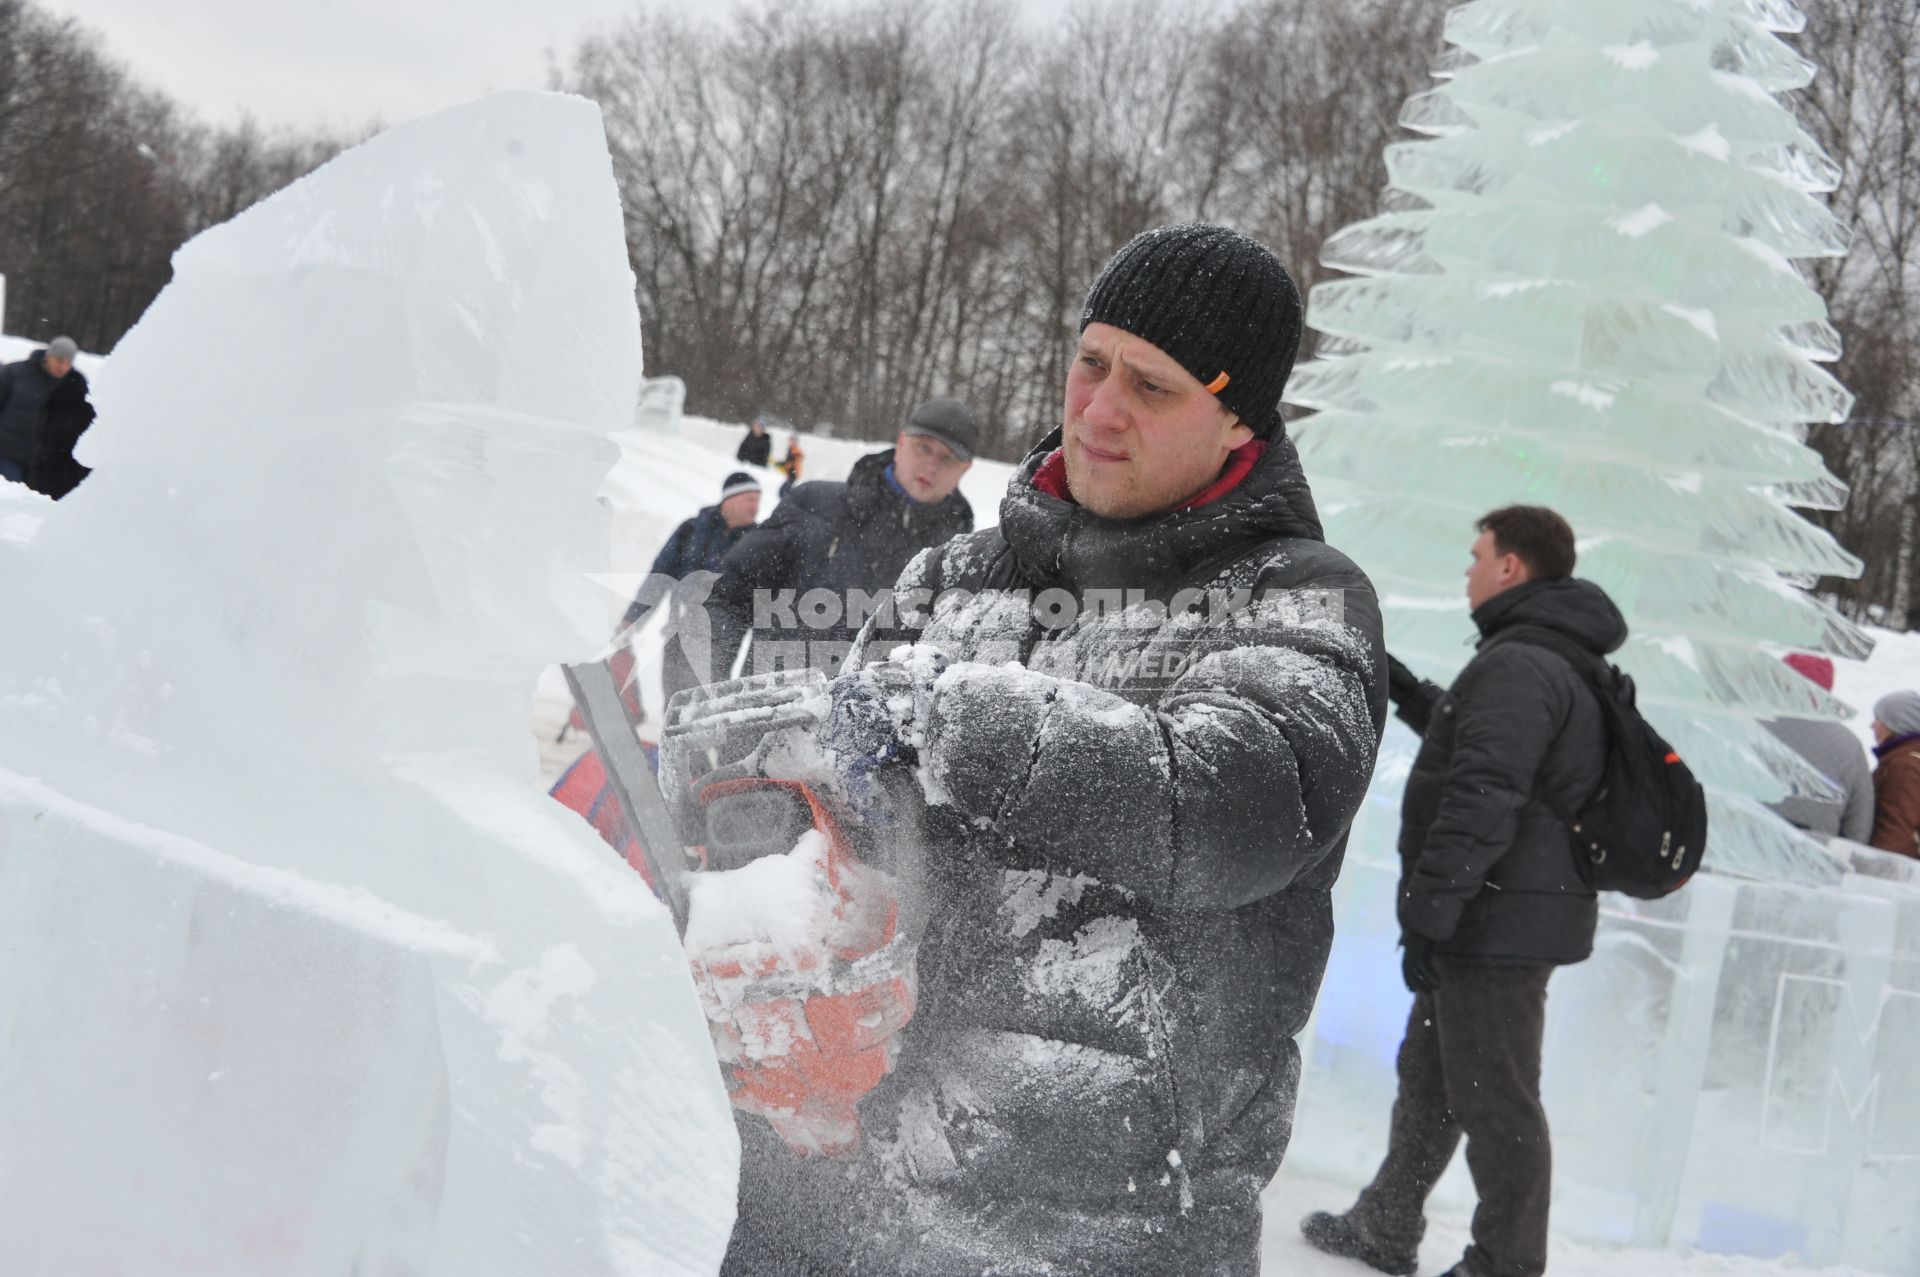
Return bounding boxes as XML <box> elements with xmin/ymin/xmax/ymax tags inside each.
<box><xmin>564</xmin><ymin>663</ymin><xmax>920</xmax><ymax>1157</ymax></box>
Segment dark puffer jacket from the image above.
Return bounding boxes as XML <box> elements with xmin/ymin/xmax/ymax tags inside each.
<box><xmin>621</xmin><ymin>503</ymin><xmax>750</xmax><ymax>628</ymax></box>
<box><xmin>706</xmin><ymin>447</ymin><xmax>972</xmax><ymax>678</ymax></box>
<box><xmin>732</xmin><ymin>429</ymin><xmax>1386</xmax><ymax>1277</ymax></box>
<box><xmin>1396</xmin><ymin>577</ymin><xmax>1627</xmax><ymax>965</ymax></box>
<box><xmin>0</xmin><ymin>351</ymin><xmax>95</xmax><ymax>496</ymax></box>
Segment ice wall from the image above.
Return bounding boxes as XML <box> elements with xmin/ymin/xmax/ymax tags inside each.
<box><xmin>1282</xmin><ymin>2</ymin><xmax>1920</xmax><ymax>1271</ymax></box>
<box><xmin>0</xmin><ymin>92</ymin><xmax>737</xmax><ymax>1275</ymax></box>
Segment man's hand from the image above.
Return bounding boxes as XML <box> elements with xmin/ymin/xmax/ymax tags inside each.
<box><xmin>1384</xmin><ymin>651</ymin><xmax>1444</xmax><ymax>735</ymax></box>
<box><xmin>1400</xmin><ymin>933</ymin><xmax>1440</xmax><ymax>995</ymax></box>
<box><xmin>823</xmin><ymin>671</ymin><xmax>909</xmax><ymax>771</ymax></box>
<box><xmin>1386</xmin><ymin>654</ymin><xmax>1420</xmax><ymax>704</ymax></box>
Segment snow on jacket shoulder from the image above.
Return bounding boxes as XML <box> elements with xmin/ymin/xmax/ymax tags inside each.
<box><xmin>780</xmin><ymin>427</ymin><xmax>1387</xmax><ymax>1276</ymax></box>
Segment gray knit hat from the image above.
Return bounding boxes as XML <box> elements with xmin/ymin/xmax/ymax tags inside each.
<box><xmin>1874</xmin><ymin>690</ymin><xmax>1920</xmax><ymax>737</ymax></box>
<box><xmin>46</xmin><ymin>336</ymin><xmax>78</xmax><ymax>362</ymax></box>
<box><xmin>1080</xmin><ymin>224</ymin><xmax>1303</xmax><ymax>439</ymax></box>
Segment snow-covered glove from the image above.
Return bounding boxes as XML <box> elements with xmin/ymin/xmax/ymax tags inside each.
<box><xmin>1400</xmin><ymin>933</ymin><xmax>1441</xmax><ymax>995</ymax></box>
<box><xmin>821</xmin><ymin>670</ymin><xmax>911</xmax><ymax>774</ymax></box>
<box><xmin>822</xmin><ymin>646</ymin><xmax>949</xmax><ymax>775</ymax></box>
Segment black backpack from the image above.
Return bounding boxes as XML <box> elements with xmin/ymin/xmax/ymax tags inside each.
<box><xmin>1494</xmin><ymin>626</ymin><xmax>1709</xmax><ymax>898</ymax></box>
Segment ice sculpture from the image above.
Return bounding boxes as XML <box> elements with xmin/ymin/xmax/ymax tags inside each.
<box><xmin>1285</xmin><ymin>0</ymin><xmax>1872</xmax><ymax>884</ymax></box>
<box><xmin>0</xmin><ymin>92</ymin><xmax>737</xmax><ymax>1275</ymax></box>
<box><xmin>1282</xmin><ymin>2</ymin><xmax>1920</xmax><ymax>1272</ymax></box>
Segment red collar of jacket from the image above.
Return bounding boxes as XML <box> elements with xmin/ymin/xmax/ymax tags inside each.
<box><xmin>1032</xmin><ymin>440</ymin><xmax>1266</xmax><ymax>511</ymax></box>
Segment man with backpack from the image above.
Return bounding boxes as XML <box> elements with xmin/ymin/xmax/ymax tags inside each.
<box><xmin>1303</xmin><ymin>505</ymin><xmax>1628</xmax><ymax>1277</ymax></box>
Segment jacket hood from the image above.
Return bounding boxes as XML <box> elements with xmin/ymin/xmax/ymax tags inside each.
<box><xmin>1473</xmin><ymin>577</ymin><xmax>1628</xmax><ymax>656</ymax></box>
<box><xmin>997</xmin><ymin>425</ymin><xmax>1324</xmax><ymax>593</ymax></box>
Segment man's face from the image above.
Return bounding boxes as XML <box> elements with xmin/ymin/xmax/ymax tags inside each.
<box><xmin>1062</xmin><ymin>322</ymin><xmax>1254</xmax><ymax>519</ymax></box>
<box><xmin>720</xmin><ymin>490</ymin><xmax>761</xmax><ymax>528</ymax></box>
<box><xmin>893</xmin><ymin>431</ymin><xmax>970</xmax><ymax>504</ymax></box>
<box><xmin>1873</xmin><ymin>720</ymin><xmax>1893</xmax><ymax>745</ymax></box>
<box><xmin>1464</xmin><ymin>528</ymin><xmax>1530</xmax><ymax>610</ymax></box>
<box><xmin>44</xmin><ymin>355</ymin><xmax>72</xmax><ymax>379</ymax></box>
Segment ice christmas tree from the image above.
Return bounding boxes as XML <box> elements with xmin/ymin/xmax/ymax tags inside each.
<box><xmin>1286</xmin><ymin>0</ymin><xmax>1869</xmax><ymax>882</ymax></box>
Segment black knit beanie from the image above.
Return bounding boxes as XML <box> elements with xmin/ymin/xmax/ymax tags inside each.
<box><xmin>1080</xmin><ymin>223</ymin><xmax>1303</xmax><ymax>439</ymax></box>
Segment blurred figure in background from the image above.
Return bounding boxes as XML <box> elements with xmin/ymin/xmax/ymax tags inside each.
<box><xmin>0</xmin><ymin>336</ymin><xmax>95</xmax><ymax>497</ymax></box>
<box><xmin>773</xmin><ymin>432</ymin><xmax>805</xmax><ymax>496</ymax></box>
<box><xmin>1869</xmin><ymin>690</ymin><xmax>1920</xmax><ymax>858</ymax></box>
<box><xmin>1765</xmin><ymin>653</ymin><xmax>1873</xmax><ymax>844</ymax></box>
<box><xmin>736</xmin><ymin>416</ymin><xmax>773</xmax><ymax>467</ymax></box>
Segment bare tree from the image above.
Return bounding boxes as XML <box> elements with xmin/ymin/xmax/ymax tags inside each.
<box><xmin>1794</xmin><ymin>0</ymin><xmax>1920</xmax><ymax>624</ymax></box>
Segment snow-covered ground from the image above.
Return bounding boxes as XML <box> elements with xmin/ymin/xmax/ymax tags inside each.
<box><xmin>1260</xmin><ymin>1168</ymin><xmax>1882</xmax><ymax>1277</ymax></box>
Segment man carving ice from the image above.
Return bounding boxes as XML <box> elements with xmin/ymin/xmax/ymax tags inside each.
<box><xmin>674</xmin><ymin>223</ymin><xmax>1387</xmax><ymax>1275</ymax></box>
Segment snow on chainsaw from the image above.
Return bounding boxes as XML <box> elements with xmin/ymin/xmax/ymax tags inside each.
<box><xmin>564</xmin><ymin>665</ymin><xmax>925</xmax><ymax>1159</ymax></box>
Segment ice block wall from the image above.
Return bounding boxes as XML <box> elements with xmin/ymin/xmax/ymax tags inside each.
<box><xmin>1282</xmin><ymin>1</ymin><xmax>1920</xmax><ymax>1270</ymax></box>
<box><xmin>0</xmin><ymin>92</ymin><xmax>738</xmax><ymax>1275</ymax></box>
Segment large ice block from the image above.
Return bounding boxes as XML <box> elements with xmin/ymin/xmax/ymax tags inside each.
<box><xmin>0</xmin><ymin>92</ymin><xmax>737</xmax><ymax>1275</ymax></box>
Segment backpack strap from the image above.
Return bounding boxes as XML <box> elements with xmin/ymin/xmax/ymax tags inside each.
<box><xmin>1485</xmin><ymin>624</ymin><xmax>1616</xmax><ymax>693</ymax></box>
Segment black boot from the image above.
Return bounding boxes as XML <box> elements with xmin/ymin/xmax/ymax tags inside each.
<box><xmin>1299</xmin><ymin>1210</ymin><xmax>1418</xmax><ymax>1276</ymax></box>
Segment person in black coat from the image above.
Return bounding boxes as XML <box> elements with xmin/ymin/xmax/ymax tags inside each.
<box><xmin>736</xmin><ymin>417</ymin><xmax>773</xmax><ymax>467</ymax></box>
<box><xmin>0</xmin><ymin>337</ymin><xmax>96</xmax><ymax>497</ymax></box>
<box><xmin>701</xmin><ymin>225</ymin><xmax>1388</xmax><ymax>1277</ymax></box>
<box><xmin>694</xmin><ymin>400</ymin><xmax>977</xmax><ymax>696</ymax></box>
<box><xmin>1304</xmin><ymin>505</ymin><xmax>1624</xmax><ymax>1277</ymax></box>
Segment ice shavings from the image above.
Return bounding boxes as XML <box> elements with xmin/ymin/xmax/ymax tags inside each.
<box><xmin>477</xmin><ymin>944</ymin><xmax>598</xmax><ymax>1168</ymax></box>
<box><xmin>1661</xmin><ymin>303</ymin><xmax>1719</xmax><ymax>340</ymax></box>
<box><xmin>1604</xmin><ymin>42</ymin><xmax>1660</xmax><ymax>71</ymax></box>
<box><xmin>1609</xmin><ymin>203</ymin><xmax>1674</xmax><ymax>238</ymax></box>
<box><xmin>1026</xmin><ymin>916</ymin><xmax>1140</xmax><ymax>1009</ymax></box>
<box><xmin>1524</xmin><ymin>119</ymin><xmax>1580</xmax><ymax>146</ymax></box>
<box><xmin>1477</xmin><ymin>278</ymin><xmax>1558</xmax><ymax>299</ymax></box>
<box><xmin>684</xmin><ymin>830</ymin><xmax>835</xmax><ymax>971</ymax></box>
<box><xmin>1550</xmin><ymin>380</ymin><xmax>1619</xmax><ymax>411</ymax></box>
<box><xmin>998</xmin><ymin>867</ymin><xmax>1096</xmax><ymax>939</ymax></box>
<box><xmin>1673</xmin><ymin>122</ymin><xmax>1731</xmax><ymax>162</ymax></box>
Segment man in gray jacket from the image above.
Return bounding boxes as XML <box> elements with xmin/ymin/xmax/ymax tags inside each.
<box><xmin>689</xmin><ymin>224</ymin><xmax>1388</xmax><ymax>1276</ymax></box>
<box><xmin>1305</xmin><ymin>505</ymin><xmax>1622</xmax><ymax>1277</ymax></box>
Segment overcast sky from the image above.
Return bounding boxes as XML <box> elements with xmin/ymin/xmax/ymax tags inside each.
<box><xmin>46</xmin><ymin>0</ymin><xmax>1073</xmax><ymax>133</ymax></box>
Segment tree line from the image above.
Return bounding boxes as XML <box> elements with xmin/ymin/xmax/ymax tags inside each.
<box><xmin>0</xmin><ymin>0</ymin><xmax>351</xmax><ymax>353</ymax></box>
<box><xmin>3</xmin><ymin>0</ymin><xmax>1916</xmax><ymax>625</ymax></box>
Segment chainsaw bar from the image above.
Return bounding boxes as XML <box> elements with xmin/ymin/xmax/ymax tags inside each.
<box><xmin>562</xmin><ymin>660</ymin><xmax>693</xmax><ymax>934</ymax></box>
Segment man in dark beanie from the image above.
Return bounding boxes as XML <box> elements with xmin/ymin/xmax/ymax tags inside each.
<box><xmin>692</xmin><ymin>223</ymin><xmax>1386</xmax><ymax>1276</ymax></box>
<box><xmin>608</xmin><ymin>470</ymin><xmax>763</xmax><ymax>705</ymax></box>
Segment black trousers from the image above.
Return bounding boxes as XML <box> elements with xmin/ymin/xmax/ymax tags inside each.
<box><xmin>1351</xmin><ymin>958</ymin><xmax>1554</xmax><ymax>1277</ymax></box>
